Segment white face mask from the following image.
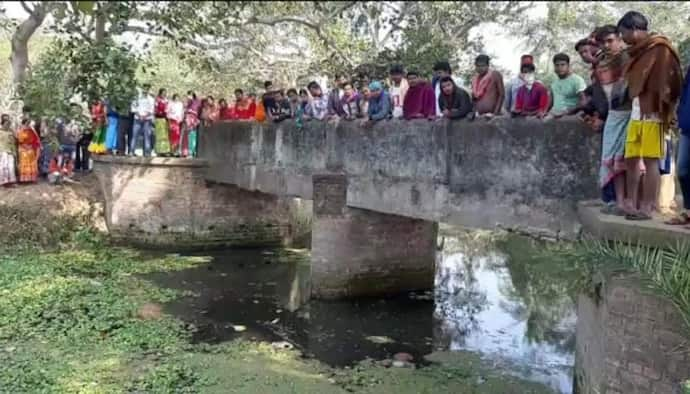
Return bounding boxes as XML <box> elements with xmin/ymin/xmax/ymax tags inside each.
<box><xmin>523</xmin><ymin>73</ymin><xmax>535</xmax><ymax>87</ymax></box>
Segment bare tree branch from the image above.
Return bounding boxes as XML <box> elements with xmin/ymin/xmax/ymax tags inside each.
<box><xmin>19</xmin><ymin>1</ymin><xmax>34</xmax><ymax>16</ymax></box>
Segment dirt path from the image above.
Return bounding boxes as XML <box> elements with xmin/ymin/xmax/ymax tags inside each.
<box><xmin>0</xmin><ymin>173</ymin><xmax>107</xmax><ymax>247</ymax></box>
<box><xmin>0</xmin><ymin>174</ymin><xmax>103</xmax><ymax>219</ymax></box>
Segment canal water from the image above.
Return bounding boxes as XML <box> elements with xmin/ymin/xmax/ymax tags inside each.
<box><xmin>146</xmin><ymin>227</ymin><xmax>577</xmax><ymax>393</ymax></box>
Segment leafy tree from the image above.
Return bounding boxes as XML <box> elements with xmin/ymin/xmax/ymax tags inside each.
<box><xmin>23</xmin><ymin>38</ymin><xmax>139</xmax><ymax>119</ymax></box>
<box><xmin>22</xmin><ymin>40</ymin><xmax>71</xmax><ymax>119</ymax></box>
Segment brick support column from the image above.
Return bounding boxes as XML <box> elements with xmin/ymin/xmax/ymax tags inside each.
<box><xmin>311</xmin><ymin>173</ymin><xmax>437</xmax><ymax>299</ymax></box>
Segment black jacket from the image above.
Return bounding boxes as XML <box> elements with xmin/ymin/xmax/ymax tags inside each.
<box><xmin>438</xmin><ymin>86</ymin><xmax>472</xmax><ymax>119</ymax></box>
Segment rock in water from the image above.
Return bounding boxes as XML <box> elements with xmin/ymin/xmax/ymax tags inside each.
<box><xmin>393</xmin><ymin>352</ymin><xmax>414</xmax><ymax>362</ymax></box>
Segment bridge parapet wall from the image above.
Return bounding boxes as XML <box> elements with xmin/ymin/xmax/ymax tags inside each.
<box><xmin>201</xmin><ymin>117</ymin><xmax>600</xmax><ymax>238</ymax></box>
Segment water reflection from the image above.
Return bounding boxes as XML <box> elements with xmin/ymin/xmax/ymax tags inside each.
<box><xmin>434</xmin><ymin>231</ymin><xmax>576</xmax><ymax>393</ymax></box>
<box><xmin>144</xmin><ymin>229</ymin><xmax>575</xmax><ymax>393</ymax></box>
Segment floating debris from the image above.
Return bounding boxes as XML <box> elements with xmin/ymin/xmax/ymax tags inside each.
<box><xmin>365</xmin><ymin>336</ymin><xmax>396</xmax><ymax>344</ymax></box>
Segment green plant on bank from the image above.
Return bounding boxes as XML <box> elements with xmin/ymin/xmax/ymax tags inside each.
<box><xmin>541</xmin><ymin>238</ymin><xmax>690</xmax><ymax>332</ymax></box>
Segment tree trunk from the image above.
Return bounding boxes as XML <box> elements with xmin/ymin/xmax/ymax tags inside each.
<box><xmin>95</xmin><ymin>9</ymin><xmax>106</xmax><ymax>44</ymax></box>
<box><xmin>10</xmin><ymin>2</ymin><xmax>48</xmax><ymax>95</ymax></box>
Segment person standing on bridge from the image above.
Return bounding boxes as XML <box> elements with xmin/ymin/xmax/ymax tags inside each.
<box><xmin>233</xmin><ymin>89</ymin><xmax>255</xmax><ymax>121</ymax></box>
<box><xmin>269</xmin><ymin>90</ymin><xmax>292</xmax><ymax>123</ymax></box>
<box><xmin>549</xmin><ymin>53</ymin><xmax>587</xmax><ymax>118</ymax></box>
<box><xmin>512</xmin><ymin>63</ymin><xmax>549</xmax><ymax>119</ymax></box>
<box><xmin>305</xmin><ymin>81</ymin><xmax>329</xmax><ymax>121</ymax></box>
<box><xmin>388</xmin><ymin>64</ymin><xmax>408</xmax><ymax>120</ymax></box>
<box><xmin>88</xmin><ymin>98</ymin><xmax>107</xmax><ymax>155</ymax></box>
<box><xmin>326</xmin><ymin>74</ymin><xmax>348</xmax><ymax>119</ymax></box>
<box><xmin>402</xmin><ymin>70</ymin><xmax>436</xmax><ymax>120</ymax></box>
<box><xmin>618</xmin><ymin>11</ymin><xmax>682</xmax><ymax>220</ymax></box>
<box><xmin>593</xmin><ymin>25</ymin><xmax>630</xmax><ymax>217</ymax></box>
<box><xmin>505</xmin><ymin>55</ymin><xmax>535</xmax><ymax>113</ymax></box>
<box><xmin>438</xmin><ymin>76</ymin><xmax>473</xmax><ymax>120</ymax></box>
<box><xmin>471</xmin><ymin>55</ymin><xmax>505</xmax><ymax>117</ymax></box>
<box><xmin>365</xmin><ymin>80</ymin><xmax>391</xmax><ymax>125</ymax></box>
<box><xmin>432</xmin><ymin>61</ymin><xmax>464</xmax><ymax>118</ymax></box>
<box><xmin>154</xmin><ymin>88</ymin><xmax>171</xmax><ymax>156</ymax></box>
<box><xmin>167</xmin><ymin>94</ymin><xmax>184</xmax><ymax>156</ymax></box>
<box><xmin>130</xmin><ymin>84</ymin><xmax>155</xmax><ymax>157</ymax></box>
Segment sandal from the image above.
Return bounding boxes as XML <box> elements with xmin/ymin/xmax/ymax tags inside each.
<box><xmin>610</xmin><ymin>206</ymin><xmax>627</xmax><ymax>217</ymax></box>
<box><xmin>625</xmin><ymin>212</ymin><xmax>652</xmax><ymax>221</ymax></box>
<box><xmin>664</xmin><ymin>212</ymin><xmax>690</xmax><ymax>225</ymax></box>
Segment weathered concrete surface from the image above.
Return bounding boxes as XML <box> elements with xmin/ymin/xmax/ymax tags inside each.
<box><xmin>310</xmin><ymin>174</ymin><xmax>437</xmax><ymax>298</ymax></box>
<box><xmin>578</xmin><ymin>201</ymin><xmax>690</xmax><ymax>249</ymax></box>
<box><xmin>575</xmin><ymin>274</ymin><xmax>690</xmax><ymax>394</ymax></box>
<box><xmin>200</xmin><ymin>117</ymin><xmax>600</xmax><ymax>238</ymax></box>
<box><xmin>93</xmin><ymin>155</ymin><xmax>311</xmax><ymax>249</ymax></box>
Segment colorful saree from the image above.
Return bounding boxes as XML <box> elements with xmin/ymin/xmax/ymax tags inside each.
<box><xmin>88</xmin><ymin>102</ymin><xmax>107</xmax><ymax>154</ymax></box>
<box><xmin>154</xmin><ymin>96</ymin><xmax>170</xmax><ymax>155</ymax></box>
<box><xmin>182</xmin><ymin>111</ymin><xmax>199</xmax><ymax>158</ymax></box>
<box><xmin>17</xmin><ymin>126</ymin><xmax>41</xmax><ymax>183</ymax></box>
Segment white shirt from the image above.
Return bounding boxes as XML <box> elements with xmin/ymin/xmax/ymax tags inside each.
<box><xmin>134</xmin><ymin>94</ymin><xmax>155</xmax><ymax>120</ymax></box>
<box><xmin>390</xmin><ymin>85</ymin><xmax>404</xmax><ymax>119</ymax></box>
<box><xmin>167</xmin><ymin>101</ymin><xmax>184</xmax><ymax>122</ymax></box>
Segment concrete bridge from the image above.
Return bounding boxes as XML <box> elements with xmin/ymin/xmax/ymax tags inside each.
<box><xmin>198</xmin><ymin>118</ymin><xmax>600</xmax><ymax>298</ymax></box>
<box><xmin>95</xmin><ymin>118</ymin><xmax>600</xmax><ymax>298</ymax></box>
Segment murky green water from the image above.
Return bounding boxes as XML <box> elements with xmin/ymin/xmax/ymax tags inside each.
<box><xmin>145</xmin><ymin>228</ymin><xmax>577</xmax><ymax>394</ymax></box>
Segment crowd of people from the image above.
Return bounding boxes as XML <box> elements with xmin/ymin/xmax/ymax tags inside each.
<box><xmin>1</xmin><ymin>11</ymin><xmax>690</xmax><ymax>227</ymax></box>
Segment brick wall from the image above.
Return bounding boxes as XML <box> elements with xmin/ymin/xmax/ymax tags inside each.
<box><xmin>93</xmin><ymin>156</ymin><xmax>311</xmax><ymax>249</ymax></box>
<box><xmin>311</xmin><ymin>173</ymin><xmax>437</xmax><ymax>298</ymax></box>
<box><xmin>575</xmin><ymin>274</ymin><xmax>690</xmax><ymax>394</ymax></box>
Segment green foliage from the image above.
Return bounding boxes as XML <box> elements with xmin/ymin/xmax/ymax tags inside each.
<box><xmin>544</xmin><ymin>238</ymin><xmax>690</xmax><ymax>332</ymax></box>
<box><xmin>0</xmin><ymin>205</ymin><xmax>88</xmax><ymax>251</ymax></box>
<box><xmin>23</xmin><ymin>37</ymin><xmax>139</xmax><ymax>118</ymax></box>
<box><xmin>679</xmin><ymin>37</ymin><xmax>690</xmax><ymax>70</ymax></box>
<box><xmin>61</xmin><ymin>38</ymin><xmax>140</xmax><ymax>112</ymax></box>
<box><xmin>141</xmin><ymin>41</ymin><xmax>245</xmax><ymax>99</ymax></box>
<box><xmin>395</xmin><ymin>27</ymin><xmax>458</xmax><ymax>79</ymax></box>
<box><xmin>20</xmin><ymin>38</ymin><xmax>74</xmax><ymax>120</ymax></box>
<box><xmin>0</xmin><ymin>241</ymin><xmax>206</xmax><ymax>392</ymax></box>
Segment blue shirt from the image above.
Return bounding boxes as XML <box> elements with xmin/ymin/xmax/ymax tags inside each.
<box><xmin>368</xmin><ymin>91</ymin><xmax>391</xmax><ymax>121</ymax></box>
<box><xmin>677</xmin><ymin>67</ymin><xmax>690</xmax><ymax>135</ymax></box>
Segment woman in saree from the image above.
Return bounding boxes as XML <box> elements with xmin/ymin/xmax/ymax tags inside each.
<box><xmin>0</xmin><ymin>114</ymin><xmax>16</xmax><ymax>186</ymax></box>
<box><xmin>182</xmin><ymin>92</ymin><xmax>202</xmax><ymax>158</ymax></box>
<box><xmin>201</xmin><ymin>96</ymin><xmax>219</xmax><ymax>127</ymax></box>
<box><xmin>87</xmin><ymin>98</ymin><xmax>107</xmax><ymax>154</ymax></box>
<box><xmin>166</xmin><ymin>93</ymin><xmax>184</xmax><ymax>156</ymax></box>
<box><xmin>105</xmin><ymin>102</ymin><xmax>119</xmax><ymax>154</ymax></box>
<box><xmin>154</xmin><ymin>88</ymin><xmax>171</xmax><ymax>155</ymax></box>
<box><xmin>16</xmin><ymin>118</ymin><xmax>41</xmax><ymax>183</ymax></box>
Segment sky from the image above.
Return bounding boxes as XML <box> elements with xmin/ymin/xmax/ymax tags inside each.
<box><xmin>2</xmin><ymin>1</ymin><xmax>549</xmax><ymax>79</ymax></box>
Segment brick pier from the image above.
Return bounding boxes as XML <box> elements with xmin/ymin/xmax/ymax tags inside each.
<box><xmin>310</xmin><ymin>173</ymin><xmax>437</xmax><ymax>298</ymax></box>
